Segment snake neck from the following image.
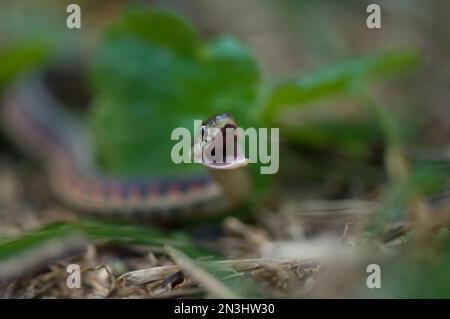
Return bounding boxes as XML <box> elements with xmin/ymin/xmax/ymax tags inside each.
<box><xmin>206</xmin><ymin>166</ymin><xmax>251</xmax><ymax>207</ymax></box>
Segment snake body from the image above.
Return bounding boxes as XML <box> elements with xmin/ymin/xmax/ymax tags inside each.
<box><xmin>1</xmin><ymin>77</ymin><xmax>250</xmax><ymax>221</ymax></box>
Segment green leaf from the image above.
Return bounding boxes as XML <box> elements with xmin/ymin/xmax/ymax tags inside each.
<box><xmin>88</xmin><ymin>7</ymin><xmax>260</xmax><ymax>175</ymax></box>
<box><xmin>262</xmin><ymin>50</ymin><xmax>420</xmax><ymax>122</ymax></box>
<box><xmin>0</xmin><ymin>39</ymin><xmax>52</xmax><ymax>88</ymax></box>
<box><xmin>106</xmin><ymin>8</ymin><xmax>201</xmax><ymax>56</ymax></box>
<box><xmin>78</xmin><ymin>219</ymin><xmax>215</xmax><ymax>257</ymax></box>
<box><xmin>0</xmin><ymin>223</ymin><xmax>78</xmax><ymax>261</ymax></box>
<box><xmin>0</xmin><ymin>220</ymin><xmax>216</xmax><ymax>281</ymax></box>
<box><xmin>0</xmin><ymin>220</ymin><xmax>216</xmax><ymax>264</ymax></box>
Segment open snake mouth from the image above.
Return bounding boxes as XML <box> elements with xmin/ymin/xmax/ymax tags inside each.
<box><xmin>194</xmin><ymin>113</ymin><xmax>249</xmax><ymax>170</ymax></box>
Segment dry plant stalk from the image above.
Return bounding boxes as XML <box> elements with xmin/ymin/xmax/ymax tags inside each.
<box><xmin>118</xmin><ymin>256</ymin><xmax>319</xmax><ymax>287</ymax></box>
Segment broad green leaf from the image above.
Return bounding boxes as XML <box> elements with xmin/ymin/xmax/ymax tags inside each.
<box><xmin>105</xmin><ymin>9</ymin><xmax>200</xmax><ymax>56</ymax></box>
<box><xmin>88</xmin><ymin>8</ymin><xmax>260</xmax><ymax>175</ymax></box>
<box><xmin>262</xmin><ymin>50</ymin><xmax>420</xmax><ymax>122</ymax></box>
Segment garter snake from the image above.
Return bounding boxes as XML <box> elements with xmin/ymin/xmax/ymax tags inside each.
<box><xmin>1</xmin><ymin>76</ymin><xmax>251</xmax><ymax>221</ymax></box>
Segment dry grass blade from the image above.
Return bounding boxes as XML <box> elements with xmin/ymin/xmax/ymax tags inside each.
<box><xmin>290</xmin><ymin>199</ymin><xmax>376</xmax><ymax>218</ymax></box>
<box><xmin>164</xmin><ymin>246</ymin><xmax>240</xmax><ymax>299</ymax></box>
<box><xmin>118</xmin><ymin>265</ymin><xmax>179</xmax><ymax>285</ymax></box>
<box><xmin>119</xmin><ymin>257</ymin><xmax>318</xmax><ymax>286</ymax></box>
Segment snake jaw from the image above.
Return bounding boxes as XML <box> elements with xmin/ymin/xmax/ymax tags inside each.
<box><xmin>202</xmin><ymin>145</ymin><xmax>249</xmax><ymax>170</ymax></box>
<box><xmin>195</xmin><ymin>113</ymin><xmax>249</xmax><ymax>170</ymax></box>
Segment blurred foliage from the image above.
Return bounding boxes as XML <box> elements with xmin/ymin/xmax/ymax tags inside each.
<box><xmin>0</xmin><ymin>1</ymin><xmax>87</xmax><ymax>92</ymax></box>
<box><xmin>88</xmin><ymin>7</ymin><xmax>420</xmax><ymax>177</ymax></box>
<box><xmin>0</xmin><ymin>222</ymin><xmax>79</xmax><ymax>261</ymax></box>
<box><xmin>280</xmin><ymin>115</ymin><xmax>382</xmax><ymax>158</ymax></box>
<box><xmin>264</xmin><ymin>50</ymin><xmax>419</xmax><ymax>158</ymax></box>
<box><xmin>367</xmin><ymin>163</ymin><xmax>449</xmax><ymax>236</ymax></box>
<box><xmin>0</xmin><ymin>2</ymin><xmax>448</xmax><ymax>298</ymax></box>
<box><xmin>262</xmin><ymin>50</ymin><xmax>419</xmax><ymax>122</ymax></box>
<box><xmin>390</xmin><ymin>238</ymin><xmax>450</xmax><ymax>298</ymax></box>
<box><xmin>87</xmin><ymin>7</ymin><xmax>424</xmax><ymax>217</ymax></box>
<box><xmin>0</xmin><ymin>220</ymin><xmax>215</xmax><ymax>263</ymax></box>
<box><xmin>363</xmin><ymin>230</ymin><xmax>450</xmax><ymax>298</ymax></box>
<box><xmin>0</xmin><ymin>39</ymin><xmax>53</xmax><ymax>88</ymax></box>
<box><xmin>88</xmin><ymin>8</ymin><xmax>260</xmax><ymax>176</ymax></box>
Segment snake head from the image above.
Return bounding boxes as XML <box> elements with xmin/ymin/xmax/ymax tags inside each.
<box><xmin>194</xmin><ymin>113</ymin><xmax>249</xmax><ymax>170</ymax></box>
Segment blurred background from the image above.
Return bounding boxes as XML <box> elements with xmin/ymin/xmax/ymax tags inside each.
<box><xmin>0</xmin><ymin>0</ymin><xmax>449</xmax><ymax>298</ymax></box>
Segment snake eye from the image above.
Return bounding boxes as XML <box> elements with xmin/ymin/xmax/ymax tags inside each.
<box><xmin>200</xmin><ymin>125</ymin><xmax>207</xmax><ymax>140</ymax></box>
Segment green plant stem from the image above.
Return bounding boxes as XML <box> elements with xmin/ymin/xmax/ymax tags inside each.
<box><xmin>352</xmin><ymin>85</ymin><xmax>408</xmax><ymax>185</ymax></box>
